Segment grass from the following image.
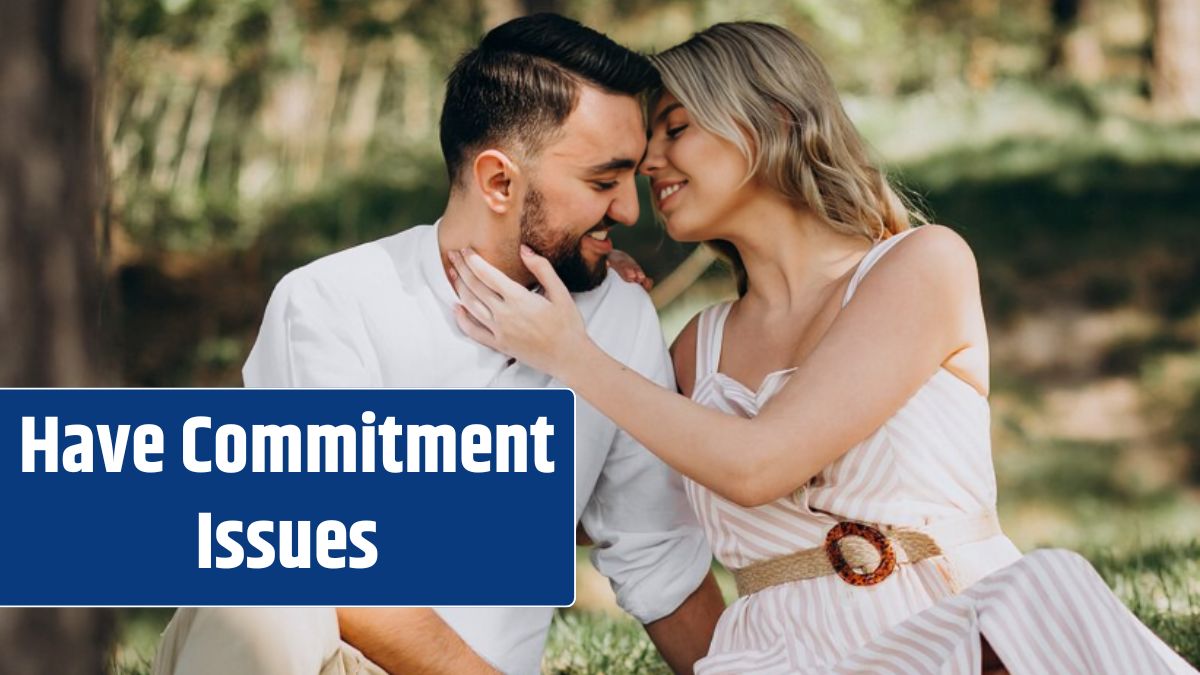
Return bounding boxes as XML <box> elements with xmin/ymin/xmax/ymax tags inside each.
<box><xmin>1090</xmin><ymin>541</ymin><xmax>1200</xmax><ymax>664</ymax></box>
<box><xmin>542</xmin><ymin>611</ymin><xmax>673</xmax><ymax>675</ymax></box>
<box><xmin>110</xmin><ymin>608</ymin><xmax>173</xmax><ymax>675</ymax></box>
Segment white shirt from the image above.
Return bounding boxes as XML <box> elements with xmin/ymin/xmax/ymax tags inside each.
<box><xmin>243</xmin><ymin>222</ymin><xmax>712</xmax><ymax>674</ymax></box>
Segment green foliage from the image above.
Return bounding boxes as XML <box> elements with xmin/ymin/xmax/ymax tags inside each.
<box><xmin>1089</xmin><ymin>542</ymin><xmax>1200</xmax><ymax>666</ymax></box>
<box><xmin>998</xmin><ymin>438</ymin><xmax>1175</xmax><ymax>509</ymax></box>
<box><xmin>541</xmin><ymin>611</ymin><xmax>671</xmax><ymax>675</ymax></box>
<box><xmin>109</xmin><ymin>658</ymin><xmax>153</xmax><ymax>675</ymax></box>
<box><xmin>110</xmin><ymin>608</ymin><xmax>174</xmax><ymax>675</ymax></box>
<box><xmin>256</xmin><ymin>154</ymin><xmax>449</xmax><ymax>283</ymax></box>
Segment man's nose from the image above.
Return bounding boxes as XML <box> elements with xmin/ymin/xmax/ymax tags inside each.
<box><xmin>608</xmin><ymin>178</ymin><xmax>640</xmax><ymax>226</ymax></box>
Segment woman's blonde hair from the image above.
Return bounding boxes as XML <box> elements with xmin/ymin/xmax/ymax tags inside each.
<box><xmin>649</xmin><ymin>22</ymin><xmax>925</xmax><ymax>295</ymax></box>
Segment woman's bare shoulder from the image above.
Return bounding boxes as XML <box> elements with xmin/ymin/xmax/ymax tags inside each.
<box><xmin>669</xmin><ymin>312</ymin><xmax>703</xmax><ymax>397</ymax></box>
<box><xmin>852</xmin><ymin>224</ymin><xmax>981</xmax><ymax>311</ymax></box>
<box><xmin>886</xmin><ymin>224</ymin><xmax>978</xmax><ymax>281</ymax></box>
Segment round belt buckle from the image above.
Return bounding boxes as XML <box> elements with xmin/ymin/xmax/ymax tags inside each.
<box><xmin>825</xmin><ymin>521</ymin><xmax>896</xmax><ymax>586</ymax></box>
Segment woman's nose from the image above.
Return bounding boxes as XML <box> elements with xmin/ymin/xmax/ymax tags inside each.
<box><xmin>639</xmin><ymin>139</ymin><xmax>665</xmax><ymax>176</ymax></box>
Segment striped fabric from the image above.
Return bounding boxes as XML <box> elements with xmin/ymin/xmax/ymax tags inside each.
<box><xmin>687</xmin><ymin>230</ymin><xmax>1196</xmax><ymax>673</ymax></box>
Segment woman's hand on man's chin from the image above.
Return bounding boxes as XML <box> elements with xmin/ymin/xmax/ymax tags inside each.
<box><xmin>447</xmin><ymin>245</ymin><xmax>591</xmax><ymax>377</ymax></box>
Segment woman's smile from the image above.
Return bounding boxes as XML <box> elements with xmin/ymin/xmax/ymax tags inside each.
<box><xmin>653</xmin><ymin>179</ymin><xmax>688</xmax><ymax>211</ymax></box>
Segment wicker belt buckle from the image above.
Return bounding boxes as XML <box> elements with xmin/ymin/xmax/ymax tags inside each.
<box><xmin>824</xmin><ymin>521</ymin><xmax>897</xmax><ymax>586</ymax></box>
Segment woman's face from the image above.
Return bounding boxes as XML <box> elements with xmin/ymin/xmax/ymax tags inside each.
<box><xmin>640</xmin><ymin>92</ymin><xmax>754</xmax><ymax>242</ymax></box>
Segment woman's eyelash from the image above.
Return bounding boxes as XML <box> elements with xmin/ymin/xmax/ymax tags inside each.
<box><xmin>594</xmin><ymin>181</ymin><xmax>618</xmax><ymax>191</ymax></box>
<box><xmin>666</xmin><ymin>124</ymin><xmax>688</xmax><ymax>138</ymax></box>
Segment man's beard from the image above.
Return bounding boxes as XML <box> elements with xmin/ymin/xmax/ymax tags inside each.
<box><xmin>518</xmin><ymin>187</ymin><xmax>608</xmax><ymax>293</ymax></box>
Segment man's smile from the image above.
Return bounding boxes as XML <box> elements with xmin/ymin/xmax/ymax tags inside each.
<box><xmin>581</xmin><ymin>224</ymin><xmax>614</xmax><ymax>256</ymax></box>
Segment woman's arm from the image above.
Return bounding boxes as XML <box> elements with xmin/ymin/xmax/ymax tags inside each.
<box><xmin>449</xmin><ymin>226</ymin><xmax>980</xmax><ymax>507</ymax></box>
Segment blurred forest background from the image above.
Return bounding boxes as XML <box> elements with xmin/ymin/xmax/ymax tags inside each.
<box><xmin>3</xmin><ymin>0</ymin><xmax>1200</xmax><ymax>672</ymax></box>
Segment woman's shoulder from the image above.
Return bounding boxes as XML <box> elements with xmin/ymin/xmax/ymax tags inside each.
<box><xmin>845</xmin><ymin>224</ymin><xmax>985</xmax><ymax>373</ymax></box>
<box><xmin>885</xmin><ymin>224</ymin><xmax>977</xmax><ymax>277</ymax></box>
<box><xmin>671</xmin><ymin>298</ymin><xmax>737</xmax><ymax>397</ymax></box>
<box><xmin>669</xmin><ymin>299</ymin><xmax>737</xmax><ymax>396</ymax></box>
<box><xmin>852</xmin><ymin>224</ymin><xmax>979</xmax><ymax>303</ymax></box>
<box><xmin>669</xmin><ymin>313</ymin><xmax>703</xmax><ymax>397</ymax></box>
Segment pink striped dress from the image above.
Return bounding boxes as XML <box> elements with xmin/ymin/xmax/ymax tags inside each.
<box><xmin>686</xmin><ymin>230</ymin><xmax>1196</xmax><ymax>674</ymax></box>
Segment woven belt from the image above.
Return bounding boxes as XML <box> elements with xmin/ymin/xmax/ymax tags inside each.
<box><xmin>732</xmin><ymin>511</ymin><xmax>1002</xmax><ymax>596</ymax></box>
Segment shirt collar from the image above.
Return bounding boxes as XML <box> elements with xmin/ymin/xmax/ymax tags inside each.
<box><xmin>422</xmin><ymin>217</ymin><xmax>459</xmax><ymax>307</ymax></box>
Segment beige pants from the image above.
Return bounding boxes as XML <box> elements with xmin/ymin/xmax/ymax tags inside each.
<box><xmin>151</xmin><ymin>608</ymin><xmax>388</xmax><ymax>675</ymax></box>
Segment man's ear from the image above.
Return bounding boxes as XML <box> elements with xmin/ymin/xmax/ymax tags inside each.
<box><xmin>472</xmin><ymin>149</ymin><xmax>523</xmax><ymax>215</ymax></box>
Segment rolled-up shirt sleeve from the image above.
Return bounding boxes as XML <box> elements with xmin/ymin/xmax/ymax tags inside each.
<box><xmin>581</xmin><ymin>293</ymin><xmax>713</xmax><ymax>624</ymax></box>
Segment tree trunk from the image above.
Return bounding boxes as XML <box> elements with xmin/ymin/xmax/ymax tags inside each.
<box><xmin>0</xmin><ymin>0</ymin><xmax>107</xmax><ymax>386</ymax></box>
<box><xmin>1049</xmin><ymin>0</ymin><xmax>1107</xmax><ymax>83</ymax></box>
<box><xmin>0</xmin><ymin>0</ymin><xmax>115</xmax><ymax>671</ymax></box>
<box><xmin>1152</xmin><ymin>0</ymin><xmax>1200</xmax><ymax>117</ymax></box>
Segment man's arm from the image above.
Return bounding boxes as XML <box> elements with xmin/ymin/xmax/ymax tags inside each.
<box><xmin>247</xmin><ymin>274</ymin><xmax>497</xmax><ymax>673</ymax></box>
<box><xmin>643</xmin><ymin>572</ymin><xmax>724</xmax><ymax>674</ymax></box>
<box><xmin>336</xmin><ymin>608</ymin><xmax>499</xmax><ymax>675</ymax></box>
<box><xmin>579</xmin><ymin>286</ymin><xmax>724</xmax><ymax>674</ymax></box>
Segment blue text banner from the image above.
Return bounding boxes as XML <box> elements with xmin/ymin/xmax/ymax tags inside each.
<box><xmin>0</xmin><ymin>388</ymin><xmax>575</xmax><ymax>606</ymax></box>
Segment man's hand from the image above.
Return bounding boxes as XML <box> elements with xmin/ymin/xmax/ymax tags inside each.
<box><xmin>337</xmin><ymin>607</ymin><xmax>500</xmax><ymax>675</ymax></box>
<box><xmin>643</xmin><ymin>572</ymin><xmax>725</xmax><ymax>674</ymax></box>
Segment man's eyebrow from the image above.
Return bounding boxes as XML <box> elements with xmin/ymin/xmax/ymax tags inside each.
<box><xmin>586</xmin><ymin>158</ymin><xmax>638</xmax><ymax>175</ymax></box>
<box><xmin>652</xmin><ymin>102</ymin><xmax>683</xmax><ymax>127</ymax></box>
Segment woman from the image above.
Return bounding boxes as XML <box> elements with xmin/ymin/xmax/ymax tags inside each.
<box><xmin>448</xmin><ymin>22</ymin><xmax>1195</xmax><ymax>674</ymax></box>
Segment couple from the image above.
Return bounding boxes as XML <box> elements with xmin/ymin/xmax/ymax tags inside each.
<box><xmin>153</xmin><ymin>13</ymin><xmax>1196</xmax><ymax>675</ymax></box>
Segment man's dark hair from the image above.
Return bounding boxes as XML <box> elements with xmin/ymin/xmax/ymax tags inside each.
<box><xmin>439</xmin><ymin>13</ymin><xmax>655</xmax><ymax>187</ymax></box>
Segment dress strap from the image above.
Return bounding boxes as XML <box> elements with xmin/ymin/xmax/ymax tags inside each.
<box><xmin>841</xmin><ymin>228</ymin><xmax>921</xmax><ymax>307</ymax></box>
<box><xmin>693</xmin><ymin>301</ymin><xmax>734</xmax><ymax>380</ymax></box>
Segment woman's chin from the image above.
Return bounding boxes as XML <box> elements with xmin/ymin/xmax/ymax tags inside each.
<box><xmin>664</xmin><ymin>218</ymin><xmax>707</xmax><ymax>244</ymax></box>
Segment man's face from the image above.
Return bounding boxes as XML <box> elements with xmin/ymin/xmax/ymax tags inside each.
<box><xmin>517</xmin><ymin>84</ymin><xmax>646</xmax><ymax>293</ymax></box>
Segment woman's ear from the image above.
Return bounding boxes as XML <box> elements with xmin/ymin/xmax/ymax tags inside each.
<box><xmin>472</xmin><ymin>149</ymin><xmax>523</xmax><ymax>215</ymax></box>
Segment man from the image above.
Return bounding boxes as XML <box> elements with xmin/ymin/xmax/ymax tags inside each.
<box><xmin>152</xmin><ymin>13</ymin><xmax>724</xmax><ymax>675</ymax></box>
